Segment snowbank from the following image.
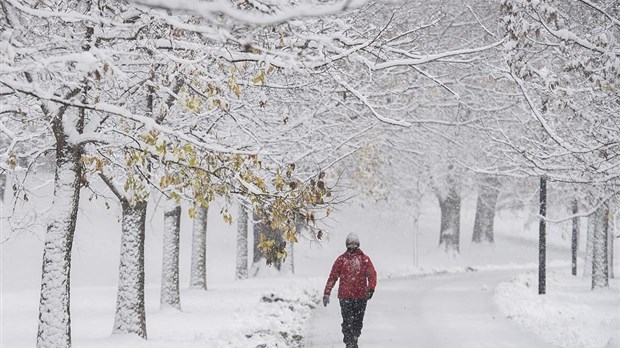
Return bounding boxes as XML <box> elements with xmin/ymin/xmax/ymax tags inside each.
<box><xmin>495</xmin><ymin>271</ymin><xmax>620</xmax><ymax>348</ymax></box>
<box><xmin>214</xmin><ymin>279</ymin><xmax>321</xmax><ymax>348</ymax></box>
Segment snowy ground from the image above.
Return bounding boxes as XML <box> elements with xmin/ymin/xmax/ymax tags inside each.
<box><xmin>2</xmin><ymin>277</ymin><xmax>323</xmax><ymax>348</ymax></box>
<box><xmin>2</xmin><ymin>190</ymin><xmax>619</xmax><ymax>347</ymax></box>
<box><xmin>496</xmin><ymin>270</ymin><xmax>620</xmax><ymax>348</ymax></box>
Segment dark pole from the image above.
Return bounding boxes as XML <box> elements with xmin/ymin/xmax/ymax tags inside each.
<box><xmin>538</xmin><ymin>176</ymin><xmax>547</xmax><ymax>295</ymax></box>
<box><xmin>571</xmin><ymin>199</ymin><xmax>579</xmax><ymax>276</ymax></box>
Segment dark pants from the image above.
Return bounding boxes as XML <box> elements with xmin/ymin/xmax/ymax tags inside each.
<box><xmin>339</xmin><ymin>298</ymin><xmax>368</xmax><ymax>343</ymax></box>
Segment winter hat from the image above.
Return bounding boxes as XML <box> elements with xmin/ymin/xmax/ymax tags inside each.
<box><xmin>345</xmin><ymin>233</ymin><xmax>360</xmax><ymax>247</ymax></box>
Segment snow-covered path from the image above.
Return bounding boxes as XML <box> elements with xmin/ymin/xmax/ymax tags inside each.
<box><xmin>305</xmin><ymin>270</ymin><xmax>549</xmax><ymax>348</ymax></box>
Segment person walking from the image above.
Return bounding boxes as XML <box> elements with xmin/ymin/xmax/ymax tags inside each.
<box><xmin>323</xmin><ymin>233</ymin><xmax>377</xmax><ymax>348</ymax></box>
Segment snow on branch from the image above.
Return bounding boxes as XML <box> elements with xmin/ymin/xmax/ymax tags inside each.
<box><xmin>509</xmin><ymin>72</ymin><xmax>589</xmax><ymax>155</ymax></box>
<box><xmin>1</xmin><ymin>79</ymin><xmax>254</xmax><ymax>155</ymax></box>
<box><xmin>5</xmin><ymin>0</ymin><xmax>135</xmax><ymax>27</ymax></box>
<box><xmin>576</xmin><ymin>0</ymin><xmax>620</xmax><ymax>27</ymax></box>
<box><xmin>541</xmin><ymin>189</ymin><xmax>620</xmax><ymax>223</ymax></box>
<box><xmin>534</xmin><ymin>13</ymin><xmax>617</xmax><ymax>56</ymax></box>
<box><xmin>132</xmin><ymin>0</ymin><xmax>367</xmax><ymax>25</ymax></box>
<box><xmin>372</xmin><ymin>39</ymin><xmax>505</xmax><ymax>70</ymax></box>
<box><xmin>334</xmin><ymin>75</ymin><xmax>411</xmax><ymax>127</ymax></box>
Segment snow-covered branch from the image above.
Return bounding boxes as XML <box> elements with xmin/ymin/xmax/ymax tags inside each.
<box><xmin>132</xmin><ymin>0</ymin><xmax>368</xmax><ymax>25</ymax></box>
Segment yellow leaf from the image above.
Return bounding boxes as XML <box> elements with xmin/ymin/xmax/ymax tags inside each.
<box><xmin>252</xmin><ymin>70</ymin><xmax>266</xmax><ymax>85</ymax></box>
<box><xmin>170</xmin><ymin>191</ymin><xmax>180</xmax><ymax>204</ymax></box>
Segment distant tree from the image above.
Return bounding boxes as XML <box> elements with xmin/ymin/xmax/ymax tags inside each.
<box><xmin>472</xmin><ymin>176</ymin><xmax>502</xmax><ymax>244</ymax></box>
<box><xmin>434</xmin><ymin>165</ymin><xmax>463</xmax><ymax>253</ymax></box>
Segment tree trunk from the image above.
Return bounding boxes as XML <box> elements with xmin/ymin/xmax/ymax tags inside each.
<box><xmin>37</xmin><ymin>137</ymin><xmax>82</xmax><ymax>348</ymax></box>
<box><xmin>236</xmin><ymin>202</ymin><xmax>249</xmax><ymax>280</ymax></box>
<box><xmin>0</xmin><ymin>136</ymin><xmax>7</xmax><ymax>202</ymax></box>
<box><xmin>609</xmin><ymin>220</ymin><xmax>615</xmax><ymax>279</ymax></box>
<box><xmin>472</xmin><ymin>177</ymin><xmax>500</xmax><ymax>244</ymax></box>
<box><xmin>571</xmin><ymin>200</ymin><xmax>580</xmax><ymax>276</ymax></box>
<box><xmin>112</xmin><ymin>200</ymin><xmax>147</xmax><ymax>338</ymax></box>
<box><xmin>438</xmin><ymin>186</ymin><xmax>461</xmax><ymax>253</ymax></box>
<box><xmin>413</xmin><ymin>214</ymin><xmax>420</xmax><ymax>268</ymax></box>
<box><xmin>538</xmin><ymin>177</ymin><xmax>547</xmax><ymax>295</ymax></box>
<box><xmin>190</xmin><ymin>205</ymin><xmax>208</xmax><ymax>289</ymax></box>
<box><xmin>252</xmin><ymin>212</ymin><xmax>263</xmax><ymax>266</ymax></box>
<box><xmin>583</xmin><ymin>212</ymin><xmax>595</xmax><ymax>277</ymax></box>
<box><xmin>161</xmin><ymin>202</ymin><xmax>181</xmax><ymax>309</ymax></box>
<box><xmin>283</xmin><ymin>240</ymin><xmax>294</xmax><ymax>275</ymax></box>
<box><xmin>592</xmin><ymin>202</ymin><xmax>609</xmax><ymax>290</ymax></box>
<box><xmin>0</xmin><ymin>171</ymin><xmax>6</xmax><ymax>201</ymax></box>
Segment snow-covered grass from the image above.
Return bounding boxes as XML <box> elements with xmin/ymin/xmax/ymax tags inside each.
<box><xmin>495</xmin><ymin>270</ymin><xmax>620</xmax><ymax>348</ymax></box>
<box><xmin>1</xmin><ymin>277</ymin><xmax>322</xmax><ymax>348</ymax></box>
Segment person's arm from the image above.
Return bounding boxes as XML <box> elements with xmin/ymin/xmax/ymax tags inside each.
<box><xmin>324</xmin><ymin>257</ymin><xmax>341</xmax><ymax>297</ymax></box>
<box><xmin>365</xmin><ymin>256</ymin><xmax>377</xmax><ymax>299</ymax></box>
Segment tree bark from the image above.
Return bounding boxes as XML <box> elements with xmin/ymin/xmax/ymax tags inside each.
<box><xmin>583</xmin><ymin>212</ymin><xmax>595</xmax><ymax>277</ymax></box>
<box><xmin>437</xmin><ymin>185</ymin><xmax>461</xmax><ymax>253</ymax></box>
<box><xmin>235</xmin><ymin>202</ymin><xmax>249</xmax><ymax>280</ymax></box>
<box><xmin>161</xmin><ymin>202</ymin><xmax>181</xmax><ymax>309</ymax></box>
<box><xmin>592</xmin><ymin>202</ymin><xmax>609</xmax><ymax>290</ymax></box>
<box><xmin>190</xmin><ymin>205</ymin><xmax>208</xmax><ymax>289</ymax></box>
<box><xmin>36</xmin><ymin>130</ymin><xmax>82</xmax><ymax>348</ymax></box>
<box><xmin>609</xmin><ymin>220</ymin><xmax>615</xmax><ymax>279</ymax></box>
<box><xmin>283</xmin><ymin>239</ymin><xmax>294</xmax><ymax>274</ymax></box>
<box><xmin>538</xmin><ymin>177</ymin><xmax>547</xmax><ymax>295</ymax></box>
<box><xmin>252</xmin><ymin>212</ymin><xmax>263</xmax><ymax>266</ymax></box>
<box><xmin>112</xmin><ymin>200</ymin><xmax>147</xmax><ymax>338</ymax></box>
<box><xmin>472</xmin><ymin>177</ymin><xmax>500</xmax><ymax>244</ymax></box>
<box><xmin>0</xmin><ymin>171</ymin><xmax>6</xmax><ymax>201</ymax></box>
<box><xmin>571</xmin><ymin>200</ymin><xmax>580</xmax><ymax>276</ymax></box>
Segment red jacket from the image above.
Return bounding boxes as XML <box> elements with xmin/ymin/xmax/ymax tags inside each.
<box><xmin>324</xmin><ymin>248</ymin><xmax>377</xmax><ymax>299</ymax></box>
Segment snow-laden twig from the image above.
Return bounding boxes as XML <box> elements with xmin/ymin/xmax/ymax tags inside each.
<box><xmin>1</xmin><ymin>79</ymin><xmax>255</xmax><ymax>155</ymax></box>
<box><xmin>372</xmin><ymin>39</ymin><xmax>505</xmax><ymax>70</ymax></box>
<box><xmin>333</xmin><ymin>75</ymin><xmax>411</xmax><ymax>127</ymax></box>
<box><xmin>133</xmin><ymin>0</ymin><xmax>369</xmax><ymax>25</ymax></box>
<box><xmin>509</xmin><ymin>72</ymin><xmax>588</xmax><ymax>155</ymax></box>
<box><xmin>576</xmin><ymin>0</ymin><xmax>620</xmax><ymax>27</ymax></box>
<box><xmin>5</xmin><ymin>0</ymin><xmax>135</xmax><ymax>27</ymax></box>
